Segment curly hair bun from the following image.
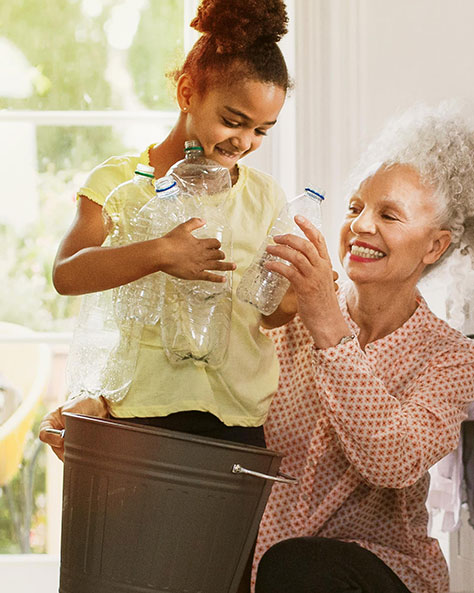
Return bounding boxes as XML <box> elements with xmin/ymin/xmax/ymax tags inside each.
<box><xmin>190</xmin><ymin>0</ymin><xmax>289</xmax><ymax>53</ymax></box>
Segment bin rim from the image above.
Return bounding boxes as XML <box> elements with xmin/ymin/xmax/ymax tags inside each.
<box><xmin>62</xmin><ymin>412</ymin><xmax>283</xmax><ymax>459</ymax></box>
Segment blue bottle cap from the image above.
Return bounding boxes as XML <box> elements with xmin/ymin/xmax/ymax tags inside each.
<box><xmin>304</xmin><ymin>186</ymin><xmax>325</xmax><ymax>201</ymax></box>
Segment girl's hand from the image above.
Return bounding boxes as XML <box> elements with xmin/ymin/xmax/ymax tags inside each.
<box><xmin>39</xmin><ymin>395</ymin><xmax>109</xmax><ymax>462</ymax></box>
<box><xmin>264</xmin><ymin>216</ymin><xmax>350</xmax><ymax>347</ymax></box>
<box><xmin>158</xmin><ymin>218</ymin><xmax>236</xmax><ymax>283</ymax></box>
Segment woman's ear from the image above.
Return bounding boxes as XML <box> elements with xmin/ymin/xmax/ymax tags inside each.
<box><xmin>423</xmin><ymin>229</ymin><xmax>452</xmax><ymax>265</ymax></box>
<box><xmin>176</xmin><ymin>73</ymin><xmax>195</xmax><ymax>112</ymax></box>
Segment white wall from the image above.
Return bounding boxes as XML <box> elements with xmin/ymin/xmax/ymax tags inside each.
<box><xmin>287</xmin><ymin>0</ymin><xmax>474</xmax><ymax>277</ymax></box>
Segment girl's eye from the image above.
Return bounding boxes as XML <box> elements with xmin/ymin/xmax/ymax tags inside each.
<box><xmin>223</xmin><ymin>118</ymin><xmax>240</xmax><ymax>128</ymax></box>
<box><xmin>255</xmin><ymin>129</ymin><xmax>267</xmax><ymax>137</ymax></box>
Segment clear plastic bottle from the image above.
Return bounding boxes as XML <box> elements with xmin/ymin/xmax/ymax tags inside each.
<box><xmin>167</xmin><ymin>140</ymin><xmax>231</xmax><ymax>218</ymax></box>
<box><xmin>66</xmin><ymin>290</ymin><xmax>122</xmax><ymax>400</ymax></box>
<box><xmin>103</xmin><ymin>163</ymin><xmax>156</xmax><ymax>247</ymax></box>
<box><xmin>236</xmin><ymin>187</ymin><xmax>325</xmax><ymax>316</ymax></box>
<box><xmin>160</xmin><ymin>141</ymin><xmax>233</xmax><ymax>367</ymax></box>
<box><xmin>100</xmin><ymin>177</ymin><xmax>185</xmax><ymax>401</ymax></box>
<box><xmin>114</xmin><ymin>176</ymin><xmax>184</xmax><ymax>325</ymax></box>
<box><xmin>66</xmin><ymin>165</ymin><xmax>157</xmax><ymax>404</ymax></box>
<box><xmin>98</xmin><ymin>317</ymin><xmax>143</xmax><ymax>402</ymax></box>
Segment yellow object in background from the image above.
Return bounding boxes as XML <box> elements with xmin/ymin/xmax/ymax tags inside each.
<box><xmin>0</xmin><ymin>322</ymin><xmax>51</xmax><ymax>487</ymax></box>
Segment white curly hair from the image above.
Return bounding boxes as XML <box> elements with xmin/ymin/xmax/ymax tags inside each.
<box><xmin>347</xmin><ymin>101</ymin><xmax>474</xmax><ymax>330</ymax></box>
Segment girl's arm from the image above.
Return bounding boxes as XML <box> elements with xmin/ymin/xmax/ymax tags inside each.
<box><xmin>53</xmin><ymin>196</ymin><xmax>235</xmax><ymax>296</ymax></box>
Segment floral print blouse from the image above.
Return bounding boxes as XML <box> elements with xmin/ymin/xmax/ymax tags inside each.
<box><xmin>254</xmin><ymin>291</ymin><xmax>474</xmax><ymax>593</ymax></box>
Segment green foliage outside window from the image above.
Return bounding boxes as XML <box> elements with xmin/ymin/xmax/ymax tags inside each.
<box><xmin>0</xmin><ymin>0</ymin><xmax>184</xmax><ymax>554</ymax></box>
<box><xmin>0</xmin><ymin>0</ymin><xmax>183</xmax><ymax>329</ymax></box>
<box><xmin>0</xmin><ymin>0</ymin><xmax>183</xmax><ymax>170</ymax></box>
<box><xmin>129</xmin><ymin>0</ymin><xmax>184</xmax><ymax>110</ymax></box>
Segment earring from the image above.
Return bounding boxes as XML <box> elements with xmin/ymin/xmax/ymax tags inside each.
<box><xmin>182</xmin><ymin>107</ymin><xmax>188</xmax><ymax>112</ymax></box>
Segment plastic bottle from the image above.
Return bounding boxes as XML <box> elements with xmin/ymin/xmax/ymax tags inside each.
<box><xmin>114</xmin><ymin>176</ymin><xmax>184</xmax><ymax>325</ymax></box>
<box><xmin>99</xmin><ymin>177</ymin><xmax>185</xmax><ymax>401</ymax></box>
<box><xmin>236</xmin><ymin>187</ymin><xmax>325</xmax><ymax>316</ymax></box>
<box><xmin>103</xmin><ymin>163</ymin><xmax>156</xmax><ymax>246</ymax></box>
<box><xmin>66</xmin><ymin>165</ymin><xmax>157</xmax><ymax>404</ymax></box>
<box><xmin>167</xmin><ymin>140</ymin><xmax>232</xmax><ymax>218</ymax></box>
<box><xmin>65</xmin><ymin>290</ymin><xmax>122</xmax><ymax>400</ymax></box>
<box><xmin>160</xmin><ymin>141</ymin><xmax>233</xmax><ymax>367</ymax></box>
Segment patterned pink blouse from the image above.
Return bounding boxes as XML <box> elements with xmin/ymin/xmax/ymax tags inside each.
<box><xmin>254</xmin><ymin>291</ymin><xmax>474</xmax><ymax>593</ymax></box>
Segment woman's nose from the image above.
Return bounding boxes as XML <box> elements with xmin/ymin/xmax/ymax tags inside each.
<box><xmin>350</xmin><ymin>209</ymin><xmax>376</xmax><ymax>234</ymax></box>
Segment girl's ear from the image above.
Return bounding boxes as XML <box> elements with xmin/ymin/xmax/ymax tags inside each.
<box><xmin>176</xmin><ymin>73</ymin><xmax>195</xmax><ymax>112</ymax></box>
<box><xmin>423</xmin><ymin>229</ymin><xmax>452</xmax><ymax>265</ymax></box>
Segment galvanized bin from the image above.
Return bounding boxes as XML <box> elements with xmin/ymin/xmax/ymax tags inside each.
<box><xmin>56</xmin><ymin>412</ymin><xmax>295</xmax><ymax>593</ymax></box>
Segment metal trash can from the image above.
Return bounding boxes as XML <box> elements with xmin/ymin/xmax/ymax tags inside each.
<box><xmin>56</xmin><ymin>412</ymin><xmax>296</xmax><ymax>593</ymax></box>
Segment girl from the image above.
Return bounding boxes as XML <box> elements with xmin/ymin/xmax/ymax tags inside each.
<box><xmin>40</xmin><ymin>0</ymin><xmax>292</xmax><ymax>457</ymax></box>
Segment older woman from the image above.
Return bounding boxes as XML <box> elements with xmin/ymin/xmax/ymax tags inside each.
<box><xmin>254</xmin><ymin>105</ymin><xmax>474</xmax><ymax>593</ymax></box>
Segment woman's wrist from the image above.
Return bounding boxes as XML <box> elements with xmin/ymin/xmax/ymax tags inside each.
<box><xmin>309</xmin><ymin>320</ymin><xmax>355</xmax><ymax>350</ymax></box>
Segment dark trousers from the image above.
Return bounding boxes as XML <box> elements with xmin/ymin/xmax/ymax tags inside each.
<box><xmin>119</xmin><ymin>410</ymin><xmax>266</xmax><ymax>448</ymax></box>
<box><xmin>255</xmin><ymin>537</ymin><xmax>412</xmax><ymax>593</ymax></box>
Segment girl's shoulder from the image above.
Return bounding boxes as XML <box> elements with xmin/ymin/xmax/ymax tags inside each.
<box><xmin>235</xmin><ymin>164</ymin><xmax>286</xmax><ymax>211</ymax></box>
<box><xmin>77</xmin><ymin>146</ymin><xmax>152</xmax><ymax>206</ymax></box>
<box><xmin>238</xmin><ymin>163</ymin><xmax>283</xmax><ymax>189</ymax></box>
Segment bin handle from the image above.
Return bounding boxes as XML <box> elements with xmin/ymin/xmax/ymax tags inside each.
<box><xmin>44</xmin><ymin>431</ymin><xmax>297</xmax><ymax>485</ymax></box>
<box><xmin>232</xmin><ymin>463</ymin><xmax>298</xmax><ymax>485</ymax></box>
<box><xmin>45</xmin><ymin>427</ymin><xmax>65</xmax><ymax>439</ymax></box>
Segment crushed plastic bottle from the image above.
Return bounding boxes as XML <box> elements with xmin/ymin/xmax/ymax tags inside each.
<box><xmin>161</xmin><ymin>141</ymin><xmax>233</xmax><ymax>367</ymax></box>
<box><xmin>103</xmin><ymin>163</ymin><xmax>156</xmax><ymax>247</ymax></box>
<box><xmin>65</xmin><ymin>290</ymin><xmax>121</xmax><ymax>399</ymax></box>
<box><xmin>66</xmin><ymin>164</ymin><xmax>157</xmax><ymax>404</ymax></box>
<box><xmin>236</xmin><ymin>187</ymin><xmax>325</xmax><ymax>316</ymax></box>
<box><xmin>114</xmin><ymin>176</ymin><xmax>184</xmax><ymax>325</ymax></box>
<box><xmin>99</xmin><ymin>175</ymin><xmax>185</xmax><ymax>401</ymax></box>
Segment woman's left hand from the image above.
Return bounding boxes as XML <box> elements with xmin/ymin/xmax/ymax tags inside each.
<box><xmin>265</xmin><ymin>216</ymin><xmax>350</xmax><ymax>347</ymax></box>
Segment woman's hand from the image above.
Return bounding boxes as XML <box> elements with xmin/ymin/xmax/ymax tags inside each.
<box><xmin>264</xmin><ymin>216</ymin><xmax>351</xmax><ymax>347</ymax></box>
<box><xmin>38</xmin><ymin>395</ymin><xmax>109</xmax><ymax>462</ymax></box>
<box><xmin>158</xmin><ymin>218</ymin><xmax>236</xmax><ymax>283</ymax></box>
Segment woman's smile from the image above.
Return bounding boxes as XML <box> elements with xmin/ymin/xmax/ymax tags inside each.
<box><xmin>349</xmin><ymin>240</ymin><xmax>386</xmax><ymax>262</ymax></box>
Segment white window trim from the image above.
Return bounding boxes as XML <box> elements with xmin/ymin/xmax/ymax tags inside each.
<box><xmin>0</xmin><ymin>109</ymin><xmax>177</xmax><ymax>126</ymax></box>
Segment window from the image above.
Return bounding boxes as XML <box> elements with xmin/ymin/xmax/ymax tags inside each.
<box><xmin>0</xmin><ymin>0</ymin><xmax>194</xmax><ymax>333</ymax></box>
<box><xmin>0</xmin><ymin>3</ymin><xmax>197</xmax><ymax>587</ymax></box>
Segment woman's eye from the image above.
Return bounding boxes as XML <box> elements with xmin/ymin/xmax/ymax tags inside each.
<box><xmin>255</xmin><ymin>129</ymin><xmax>268</xmax><ymax>136</ymax></box>
<box><xmin>382</xmin><ymin>213</ymin><xmax>398</xmax><ymax>221</ymax></box>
